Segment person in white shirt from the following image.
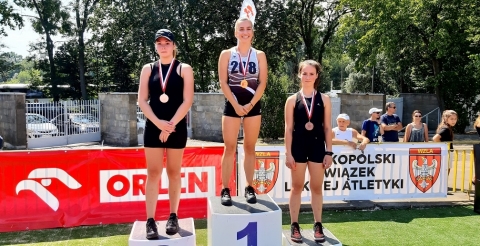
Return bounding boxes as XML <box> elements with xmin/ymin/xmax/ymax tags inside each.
<box><xmin>332</xmin><ymin>113</ymin><xmax>369</xmax><ymax>151</ymax></box>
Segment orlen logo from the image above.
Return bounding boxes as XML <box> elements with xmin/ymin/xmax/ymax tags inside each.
<box><xmin>100</xmin><ymin>167</ymin><xmax>215</xmax><ymax>203</ymax></box>
<box><xmin>16</xmin><ymin>168</ymin><xmax>82</xmax><ymax>211</ymax></box>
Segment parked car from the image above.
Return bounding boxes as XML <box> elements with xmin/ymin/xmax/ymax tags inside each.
<box><xmin>50</xmin><ymin>113</ymin><xmax>100</xmax><ymax>135</ymax></box>
<box><xmin>26</xmin><ymin>113</ymin><xmax>59</xmax><ymax>138</ymax></box>
<box><xmin>137</xmin><ymin>112</ymin><xmax>146</xmax><ymax>135</ymax></box>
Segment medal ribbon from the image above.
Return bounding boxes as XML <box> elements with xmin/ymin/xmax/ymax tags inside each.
<box><xmin>237</xmin><ymin>48</ymin><xmax>252</xmax><ymax>79</ymax></box>
<box><xmin>159</xmin><ymin>58</ymin><xmax>175</xmax><ymax>93</ymax></box>
<box><xmin>301</xmin><ymin>90</ymin><xmax>315</xmax><ymax>121</ymax></box>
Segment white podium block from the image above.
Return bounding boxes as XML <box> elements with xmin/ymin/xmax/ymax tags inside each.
<box><xmin>208</xmin><ymin>194</ymin><xmax>282</xmax><ymax>246</ymax></box>
<box><xmin>282</xmin><ymin>227</ymin><xmax>342</xmax><ymax>246</ymax></box>
<box><xmin>129</xmin><ymin>218</ymin><xmax>196</xmax><ymax>246</ymax></box>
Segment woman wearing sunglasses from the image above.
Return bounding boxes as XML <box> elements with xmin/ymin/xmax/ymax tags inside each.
<box><xmin>404</xmin><ymin>110</ymin><xmax>429</xmax><ymax>142</ymax></box>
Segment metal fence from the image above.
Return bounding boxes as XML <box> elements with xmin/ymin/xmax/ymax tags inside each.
<box><xmin>26</xmin><ymin>100</ymin><xmax>101</xmax><ymax>148</ymax></box>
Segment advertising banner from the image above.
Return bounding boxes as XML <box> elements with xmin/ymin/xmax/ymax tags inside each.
<box><xmin>0</xmin><ymin>147</ymin><xmax>232</xmax><ymax>232</ymax></box>
<box><xmin>238</xmin><ymin>143</ymin><xmax>448</xmax><ymax>202</ymax></box>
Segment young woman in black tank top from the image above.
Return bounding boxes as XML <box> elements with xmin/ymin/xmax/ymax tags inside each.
<box><xmin>137</xmin><ymin>29</ymin><xmax>194</xmax><ymax>239</ymax></box>
<box><xmin>284</xmin><ymin>60</ymin><xmax>333</xmax><ymax>243</ymax></box>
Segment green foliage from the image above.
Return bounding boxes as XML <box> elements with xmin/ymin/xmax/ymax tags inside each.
<box><xmin>0</xmin><ymin>0</ymin><xmax>23</xmax><ymax>36</ymax></box>
<box><xmin>260</xmin><ymin>70</ymin><xmax>289</xmax><ymax>140</ymax></box>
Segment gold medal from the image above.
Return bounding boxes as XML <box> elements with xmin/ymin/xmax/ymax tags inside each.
<box><xmin>305</xmin><ymin>122</ymin><xmax>314</xmax><ymax>131</ymax></box>
<box><xmin>160</xmin><ymin>93</ymin><xmax>169</xmax><ymax>103</ymax></box>
<box><xmin>241</xmin><ymin>79</ymin><xmax>248</xmax><ymax>88</ymax></box>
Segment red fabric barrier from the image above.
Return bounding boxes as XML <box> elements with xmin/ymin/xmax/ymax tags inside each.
<box><xmin>0</xmin><ymin>147</ymin><xmax>235</xmax><ymax>232</ymax></box>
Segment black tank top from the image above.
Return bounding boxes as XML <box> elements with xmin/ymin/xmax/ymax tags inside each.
<box><xmin>147</xmin><ymin>60</ymin><xmax>186</xmax><ymax>126</ymax></box>
<box><xmin>293</xmin><ymin>91</ymin><xmax>325</xmax><ymax>139</ymax></box>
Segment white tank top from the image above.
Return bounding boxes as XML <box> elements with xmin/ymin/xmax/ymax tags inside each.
<box><xmin>333</xmin><ymin>127</ymin><xmax>353</xmax><ymax>141</ymax></box>
<box><xmin>227</xmin><ymin>47</ymin><xmax>259</xmax><ymax>97</ymax></box>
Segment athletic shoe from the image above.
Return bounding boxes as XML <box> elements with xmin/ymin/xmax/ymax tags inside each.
<box><xmin>221</xmin><ymin>188</ymin><xmax>232</xmax><ymax>206</ymax></box>
<box><xmin>290</xmin><ymin>222</ymin><xmax>302</xmax><ymax>242</ymax></box>
<box><xmin>313</xmin><ymin>222</ymin><xmax>325</xmax><ymax>242</ymax></box>
<box><xmin>244</xmin><ymin>185</ymin><xmax>257</xmax><ymax>204</ymax></box>
<box><xmin>146</xmin><ymin>218</ymin><xmax>159</xmax><ymax>239</ymax></box>
<box><xmin>165</xmin><ymin>213</ymin><xmax>179</xmax><ymax>235</ymax></box>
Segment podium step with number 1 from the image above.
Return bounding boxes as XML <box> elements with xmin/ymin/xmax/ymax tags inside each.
<box><xmin>207</xmin><ymin>194</ymin><xmax>282</xmax><ymax>246</ymax></box>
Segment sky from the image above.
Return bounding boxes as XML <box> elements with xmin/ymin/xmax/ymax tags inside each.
<box><xmin>1</xmin><ymin>0</ymin><xmax>71</xmax><ymax>58</ymax></box>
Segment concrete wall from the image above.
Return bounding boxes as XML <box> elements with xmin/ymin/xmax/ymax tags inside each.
<box><xmin>399</xmin><ymin>93</ymin><xmax>439</xmax><ymax>130</ymax></box>
<box><xmin>0</xmin><ymin>93</ymin><xmax>27</xmax><ymax>148</ymax></box>
<box><xmin>337</xmin><ymin>93</ymin><xmax>386</xmax><ymax>131</ymax></box>
<box><xmin>99</xmin><ymin>93</ymin><xmax>138</xmax><ymax>146</ymax></box>
<box><xmin>191</xmin><ymin>93</ymin><xmax>225</xmax><ymax>142</ymax></box>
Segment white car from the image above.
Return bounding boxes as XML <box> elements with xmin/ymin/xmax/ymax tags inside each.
<box><xmin>26</xmin><ymin>113</ymin><xmax>59</xmax><ymax>138</ymax></box>
<box><xmin>137</xmin><ymin>113</ymin><xmax>146</xmax><ymax>134</ymax></box>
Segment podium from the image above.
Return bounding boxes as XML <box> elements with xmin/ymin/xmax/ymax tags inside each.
<box><xmin>128</xmin><ymin>218</ymin><xmax>196</xmax><ymax>246</ymax></box>
<box><xmin>282</xmin><ymin>228</ymin><xmax>342</xmax><ymax>246</ymax></box>
<box><xmin>207</xmin><ymin>194</ymin><xmax>282</xmax><ymax>246</ymax></box>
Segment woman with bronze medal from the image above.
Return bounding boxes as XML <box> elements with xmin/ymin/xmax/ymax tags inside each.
<box><xmin>284</xmin><ymin>60</ymin><xmax>333</xmax><ymax>243</ymax></box>
<box><xmin>137</xmin><ymin>29</ymin><xmax>194</xmax><ymax>239</ymax></box>
<box><xmin>218</xmin><ymin>17</ymin><xmax>268</xmax><ymax>206</ymax></box>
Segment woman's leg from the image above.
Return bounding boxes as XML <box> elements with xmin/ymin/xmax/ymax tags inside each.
<box><xmin>242</xmin><ymin>115</ymin><xmax>261</xmax><ymax>186</ymax></box>
<box><xmin>144</xmin><ymin>147</ymin><xmax>165</xmax><ymax>239</ymax></box>
<box><xmin>221</xmin><ymin>116</ymin><xmax>242</xmax><ymax>188</ymax></box>
<box><xmin>289</xmin><ymin>163</ymin><xmax>308</xmax><ymax>224</ymax></box>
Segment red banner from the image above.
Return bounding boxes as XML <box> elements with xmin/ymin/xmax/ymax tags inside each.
<box><xmin>0</xmin><ymin>147</ymin><xmax>235</xmax><ymax>232</ymax></box>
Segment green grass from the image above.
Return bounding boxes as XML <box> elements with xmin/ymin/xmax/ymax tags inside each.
<box><xmin>1</xmin><ymin>206</ymin><xmax>479</xmax><ymax>245</ymax></box>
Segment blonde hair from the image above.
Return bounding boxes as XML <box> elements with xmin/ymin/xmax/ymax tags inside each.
<box><xmin>475</xmin><ymin>114</ymin><xmax>480</xmax><ymax>127</ymax></box>
<box><xmin>436</xmin><ymin>110</ymin><xmax>458</xmax><ymax>135</ymax></box>
<box><xmin>235</xmin><ymin>17</ymin><xmax>254</xmax><ymax>31</ymax></box>
<box><xmin>298</xmin><ymin>60</ymin><xmax>322</xmax><ymax>89</ymax></box>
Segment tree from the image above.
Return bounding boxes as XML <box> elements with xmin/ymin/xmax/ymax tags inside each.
<box><xmin>260</xmin><ymin>70</ymin><xmax>289</xmax><ymax>140</ymax></box>
<box><xmin>0</xmin><ymin>0</ymin><xmax>23</xmax><ymax>36</ymax></box>
<box><xmin>13</xmin><ymin>0</ymin><xmax>71</xmax><ymax>101</ymax></box>
<box><xmin>73</xmin><ymin>0</ymin><xmax>100</xmax><ymax>99</ymax></box>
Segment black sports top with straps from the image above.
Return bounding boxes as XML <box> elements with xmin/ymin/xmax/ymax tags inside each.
<box><xmin>147</xmin><ymin>60</ymin><xmax>186</xmax><ymax>127</ymax></box>
<box><xmin>293</xmin><ymin>91</ymin><xmax>325</xmax><ymax>139</ymax></box>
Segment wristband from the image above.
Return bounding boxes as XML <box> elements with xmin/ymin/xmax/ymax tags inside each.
<box><xmin>325</xmin><ymin>151</ymin><xmax>334</xmax><ymax>156</ymax></box>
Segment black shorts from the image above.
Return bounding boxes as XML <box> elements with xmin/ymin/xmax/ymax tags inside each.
<box><xmin>223</xmin><ymin>99</ymin><xmax>261</xmax><ymax>118</ymax></box>
<box><xmin>291</xmin><ymin>135</ymin><xmax>326</xmax><ymax>163</ymax></box>
<box><xmin>143</xmin><ymin>121</ymin><xmax>187</xmax><ymax>149</ymax></box>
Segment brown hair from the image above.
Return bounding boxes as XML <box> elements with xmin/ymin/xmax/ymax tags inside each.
<box><xmin>436</xmin><ymin>110</ymin><xmax>457</xmax><ymax>135</ymax></box>
<box><xmin>411</xmin><ymin>110</ymin><xmax>422</xmax><ymax>122</ymax></box>
<box><xmin>298</xmin><ymin>60</ymin><xmax>322</xmax><ymax>89</ymax></box>
<box><xmin>385</xmin><ymin>102</ymin><xmax>395</xmax><ymax>110</ymax></box>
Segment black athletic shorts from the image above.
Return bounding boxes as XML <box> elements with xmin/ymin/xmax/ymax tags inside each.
<box><xmin>223</xmin><ymin>100</ymin><xmax>261</xmax><ymax>118</ymax></box>
<box><xmin>143</xmin><ymin>120</ymin><xmax>187</xmax><ymax>149</ymax></box>
<box><xmin>291</xmin><ymin>134</ymin><xmax>326</xmax><ymax>163</ymax></box>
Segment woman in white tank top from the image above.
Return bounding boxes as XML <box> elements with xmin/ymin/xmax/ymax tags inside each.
<box><xmin>332</xmin><ymin>114</ymin><xmax>370</xmax><ymax>150</ymax></box>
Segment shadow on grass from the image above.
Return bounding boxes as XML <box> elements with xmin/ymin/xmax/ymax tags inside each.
<box><xmin>283</xmin><ymin>205</ymin><xmax>479</xmax><ymax>225</ymax></box>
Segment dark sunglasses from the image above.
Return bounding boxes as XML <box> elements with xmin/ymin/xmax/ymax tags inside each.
<box><xmin>390</xmin><ymin>106</ymin><xmax>396</xmax><ymax>109</ymax></box>
<box><xmin>374</xmin><ymin>112</ymin><xmax>380</xmax><ymax>114</ymax></box>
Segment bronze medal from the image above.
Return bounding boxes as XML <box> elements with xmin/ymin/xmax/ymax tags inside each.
<box><xmin>305</xmin><ymin>122</ymin><xmax>314</xmax><ymax>131</ymax></box>
<box><xmin>159</xmin><ymin>93</ymin><xmax>169</xmax><ymax>103</ymax></box>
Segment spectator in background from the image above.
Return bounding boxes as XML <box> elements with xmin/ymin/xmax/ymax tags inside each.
<box><xmin>472</xmin><ymin>114</ymin><xmax>480</xmax><ymax>185</ymax></box>
<box><xmin>0</xmin><ymin>135</ymin><xmax>3</xmax><ymax>150</ymax></box>
<box><xmin>404</xmin><ymin>110</ymin><xmax>429</xmax><ymax>142</ymax></box>
<box><xmin>433</xmin><ymin>110</ymin><xmax>458</xmax><ymax>175</ymax></box>
<box><xmin>380</xmin><ymin>102</ymin><xmax>402</xmax><ymax>142</ymax></box>
<box><xmin>362</xmin><ymin>108</ymin><xmax>384</xmax><ymax>142</ymax></box>
<box><xmin>332</xmin><ymin>113</ymin><xmax>369</xmax><ymax>151</ymax></box>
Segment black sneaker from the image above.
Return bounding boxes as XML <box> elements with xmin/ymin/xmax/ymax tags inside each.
<box><xmin>290</xmin><ymin>222</ymin><xmax>302</xmax><ymax>242</ymax></box>
<box><xmin>165</xmin><ymin>213</ymin><xmax>179</xmax><ymax>235</ymax></box>
<box><xmin>244</xmin><ymin>186</ymin><xmax>257</xmax><ymax>204</ymax></box>
<box><xmin>221</xmin><ymin>188</ymin><xmax>232</xmax><ymax>206</ymax></box>
<box><xmin>313</xmin><ymin>222</ymin><xmax>325</xmax><ymax>242</ymax></box>
<box><xmin>146</xmin><ymin>218</ymin><xmax>159</xmax><ymax>239</ymax></box>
